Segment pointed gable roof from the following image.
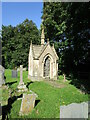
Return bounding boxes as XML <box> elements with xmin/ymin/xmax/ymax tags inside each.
<box><xmin>32</xmin><ymin>45</ymin><xmax>45</xmax><ymax>59</ymax></box>
<box><xmin>31</xmin><ymin>43</ymin><xmax>58</xmax><ymax>60</ymax></box>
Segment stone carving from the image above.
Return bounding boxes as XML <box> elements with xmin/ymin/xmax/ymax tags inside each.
<box><xmin>19</xmin><ymin>93</ymin><xmax>37</xmax><ymax>115</ymax></box>
<box><xmin>28</xmin><ymin>26</ymin><xmax>59</xmax><ymax>81</ymax></box>
<box><xmin>17</xmin><ymin>65</ymin><xmax>27</xmax><ymax>92</ymax></box>
<box><xmin>0</xmin><ymin>65</ymin><xmax>5</xmax><ymax>87</ymax></box>
<box><xmin>60</xmin><ymin>102</ymin><xmax>89</xmax><ymax>118</ymax></box>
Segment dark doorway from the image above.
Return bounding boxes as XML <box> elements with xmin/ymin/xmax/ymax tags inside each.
<box><xmin>44</xmin><ymin>56</ymin><xmax>50</xmax><ymax>78</ymax></box>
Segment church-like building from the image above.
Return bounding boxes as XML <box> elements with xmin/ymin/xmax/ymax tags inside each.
<box><xmin>28</xmin><ymin>27</ymin><xmax>58</xmax><ymax>81</ymax></box>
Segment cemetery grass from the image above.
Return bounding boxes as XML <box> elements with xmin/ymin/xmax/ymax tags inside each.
<box><xmin>4</xmin><ymin>69</ymin><xmax>88</xmax><ymax>118</ymax></box>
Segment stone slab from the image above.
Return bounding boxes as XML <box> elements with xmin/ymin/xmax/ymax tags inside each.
<box><xmin>0</xmin><ymin>65</ymin><xmax>5</xmax><ymax>87</ymax></box>
<box><xmin>19</xmin><ymin>93</ymin><xmax>37</xmax><ymax>115</ymax></box>
<box><xmin>12</xmin><ymin>70</ymin><xmax>17</xmax><ymax>78</ymax></box>
<box><xmin>60</xmin><ymin>102</ymin><xmax>89</xmax><ymax>118</ymax></box>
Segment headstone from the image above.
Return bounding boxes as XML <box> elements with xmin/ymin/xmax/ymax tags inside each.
<box><xmin>12</xmin><ymin>70</ymin><xmax>17</xmax><ymax>78</ymax></box>
<box><xmin>17</xmin><ymin>65</ymin><xmax>27</xmax><ymax>92</ymax></box>
<box><xmin>60</xmin><ymin>102</ymin><xmax>89</xmax><ymax>118</ymax></box>
<box><xmin>19</xmin><ymin>93</ymin><xmax>37</xmax><ymax>115</ymax></box>
<box><xmin>0</xmin><ymin>65</ymin><xmax>5</xmax><ymax>87</ymax></box>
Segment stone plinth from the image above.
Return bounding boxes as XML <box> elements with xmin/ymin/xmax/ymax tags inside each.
<box><xmin>19</xmin><ymin>93</ymin><xmax>37</xmax><ymax>116</ymax></box>
<box><xmin>17</xmin><ymin>65</ymin><xmax>27</xmax><ymax>92</ymax></box>
<box><xmin>17</xmin><ymin>82</ymin><xmax>27</xmax><ymax>92</ymax></box>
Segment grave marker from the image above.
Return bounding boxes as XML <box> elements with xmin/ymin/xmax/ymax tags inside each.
<box><xmin>19</xmin><ymin>93</ymin><xmax>37</xmax><ymax>115</ymax></box>
<box><xmin>60</xmin><ymin>102</ymin><xmax>88</xmax><ymax>118</ymax></box>
<box><xmin>17</xmin><ymin>65</ymin><xmax>27</xmax><ymax>92</ymax></box>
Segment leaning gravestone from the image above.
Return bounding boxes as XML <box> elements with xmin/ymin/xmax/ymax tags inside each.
<box><xmin>0</xmin><ymin>65</ymin><xmax>5</xmax><ymax>87</ymax></box>
<box><xmin>60</xmin><ymin>102</ymin><xmax>88</xmax><ymax>118</ymax></box>
<box><xmin>19</xmin><ymin>93</ymin><xmax>37</xmax><ymax>115</ymax></box>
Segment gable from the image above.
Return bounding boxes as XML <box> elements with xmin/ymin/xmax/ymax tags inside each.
<box><xmin>32</xmin><ymin>45</ymin><xmax>45</xmax><ymax>59</ymax></box>
<box><xmin>39</xmin><ymin>43</ymin><xmax>58</xmax><ymax>60</ymax></box>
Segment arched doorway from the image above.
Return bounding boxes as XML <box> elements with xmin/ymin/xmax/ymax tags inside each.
<box><xmin>44</xmin><ymin>56</ymin><xmax>50</xmax><ymax>78</ymax></box>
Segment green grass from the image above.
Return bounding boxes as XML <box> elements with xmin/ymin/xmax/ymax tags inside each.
<box><xmin>0</xmin><ymin>87</ymin><xmax>9</xmax><ymax>105</ymax></box>
<box><xmin>4</xmin><ymin>69</ymin><xmax>89</xmax><ymax>118</ymax></box>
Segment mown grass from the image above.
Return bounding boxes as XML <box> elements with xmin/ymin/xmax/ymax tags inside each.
<box><xmin>4</xmin><ymin>69</ymin><xmax>88</xmax><ymax>118</ymax></box>
<box><xmin>0</xmin><ymin>87</ymin><xmax>9</xmax><ymax>105</ymax></box>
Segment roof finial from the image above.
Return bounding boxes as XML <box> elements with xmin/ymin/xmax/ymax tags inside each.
<box><xmin>47</xmin><ymin>38</ymin><xmax>49</xmax><ymax>44</ymax></box>
<box><xmin>41</xmin><ymin>25</ymin><xmax>45</xmax><ymax>45</ymax></box>
<box><xmin>31</xmin><ymin>40</ymin><xmax>32</xmax><ymax>46</ymax></box>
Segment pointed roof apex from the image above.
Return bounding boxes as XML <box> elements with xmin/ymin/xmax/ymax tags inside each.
<box><xmin>31</xmin><ymin>40</ymin><xmax>32</xmax><ymax>45</ymax></box>
<box><xmin>47</xmin><ymin>38</ymin><xmax>49</xmax><ymax>44</ymax></box>
<box><xmin>52</xmin><ymin>43</ymin><xmax>54</xmax><ymax>48</ymax></box>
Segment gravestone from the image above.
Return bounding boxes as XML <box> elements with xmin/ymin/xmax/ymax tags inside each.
<box><xmin>12</xmin><ymin>70</ymin><xmax>17</xmax><ymax>78</ymax></box>
<box><xmin>17</xmin><ymin>65</ymin><xmax>27</xmax><ymax>92</ymax></box>
<box><xmin>0</xmin><ymin>65</ymin><xmax>5</xmax><ymax>87</ymax></box>
<box><xmin>19</xmin><ymin>93</ymin><xmax>37</xmax><ymax>115</ymax></box>
<box><xmin>60</xmin><ymin>102</ymin><xmax>88</xmax><ymax>118</ymax></box>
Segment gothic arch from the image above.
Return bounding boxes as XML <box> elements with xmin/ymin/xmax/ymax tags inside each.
<box><xmin>42</xmin><ymin>53</ymin><xmax>54</xmax><ymax>79</ymax></box>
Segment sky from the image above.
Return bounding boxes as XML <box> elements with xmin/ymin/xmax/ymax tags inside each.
<box><xmin>2</xmin><ymin>2</ymin><xmax>43</xmax><ymax>29</ymax></box>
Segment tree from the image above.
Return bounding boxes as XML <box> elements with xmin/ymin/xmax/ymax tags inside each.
<box><xmin>42</xmin><ymin>2</ymin><xmax>90</xmax><ymax>91</ymax></box>
<box><xmin>2</xmin><ymin>19</ymin><xmax>40</xmax><ymax>69</ymax></box>
<box><xmin>42</xmin><ymin>2</ymin><xmax>90</xmax><ymax>75</ymax></box>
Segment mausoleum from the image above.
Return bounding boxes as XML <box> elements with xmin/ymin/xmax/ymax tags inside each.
<box><xmin>28</xmin><ymin>27</ymin><xmax>58</xmax><ymax>81</ymax></box>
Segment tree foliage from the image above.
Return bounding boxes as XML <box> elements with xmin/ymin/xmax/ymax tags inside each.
<box><xmin>2</xmin><ymin>19</ymin><xmax>40</xmax><ymax>68</ymax></box>
<box><xmin>42</xmin><ymin>2</ymin><xmax>90</xmax><ymax>75</ymax></box>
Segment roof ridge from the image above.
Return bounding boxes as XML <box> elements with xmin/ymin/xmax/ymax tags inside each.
<box><xmin>38</xmin><ymin>43</ymin><xmax>48</xmax><ymax>58</ymax></box>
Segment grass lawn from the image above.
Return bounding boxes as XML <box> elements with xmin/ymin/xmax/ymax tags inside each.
<box><xmin>3</xmin><ymin>69</ymin><xmax>88</xmax><ymax>118</ymax></box>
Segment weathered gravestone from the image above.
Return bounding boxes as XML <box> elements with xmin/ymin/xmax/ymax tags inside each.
<box><xmin>17</xmin><ymin>65</ymin><xmax>27</xmax><ymax>92</ymax></box>
<box><xmin>60</xmin><ymin>102</ymin><xmax>88</xmax><ymax>118</ymax></box>
<box><xmin>0</xmin><ymin>65</ymin><xmax>5</xmax><ymax>87</ymax></box>
<box><xmin>12</xmin><ymin>69</ymin><xmax>17</xmax><ymax>78</ymax></box>
<box><xmin>19</xmin><ymin>93</ymin><xmax>37</xmax><ymax>115</ymax></box>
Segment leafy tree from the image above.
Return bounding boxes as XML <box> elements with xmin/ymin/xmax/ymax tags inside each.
<box><xmin>42</xmin><ymin>2</ymin><xmax>90</xmax><ymax>91</ymax></box>
<box><xmin>2</xmin><ymin>19</ymin><xmax>40</xmax><ymax>69</ymax></box>
<box><xmin>42</xmin><ymin>2</ymin><xmax>90</xmax><ymax>74</ymax></box>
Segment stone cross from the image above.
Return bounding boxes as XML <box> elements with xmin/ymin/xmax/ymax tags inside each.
<box><xmin>17</xmin><ymin>65</ymin><xmax>27</xmax><ymax>92</ymax></box>
<box><xmin>20</xmin><ymin>65</ymin><xmax>23</xmax><ymax>84</ymax></box>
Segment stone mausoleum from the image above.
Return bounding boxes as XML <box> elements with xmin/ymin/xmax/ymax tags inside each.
<box><xmin>28</xmin><ymin>27</ymin><xmax>58</xmax><ymax>81</ymax></box>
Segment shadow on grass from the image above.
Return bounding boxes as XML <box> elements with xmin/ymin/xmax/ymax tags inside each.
<box><xmin>5</xmin><ymin>81</ymin><xmax>17</xmax><ymax>87</ymax></box>
<box><xmin>66</xmin><ymin>72</ymin><xmax>90</xmax><ymax>94</ymax></box>
<box><xmin>35</xmin><ymin>100</ymin><xmax>40</xmax><ymax>107</ymax></box>
<box><xmin>26</xmin><ymin>81</ymin><xmax>33</xmax><ymax>89</ymax></box>
<box><xmin>2</xmin><ymin>94</ymin><xmax>22</xmax><ymax>120</ymax></box>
